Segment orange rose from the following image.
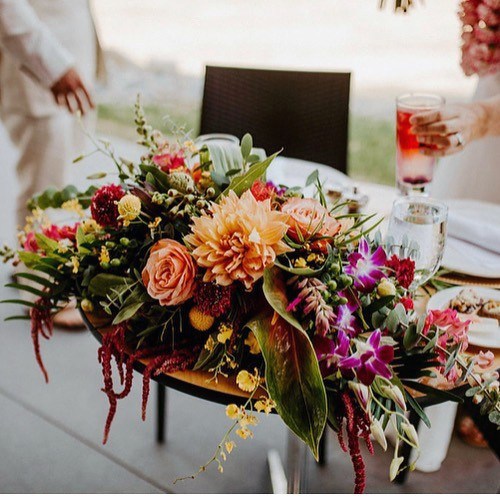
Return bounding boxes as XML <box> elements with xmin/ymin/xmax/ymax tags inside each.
<box><xmin>142</xmin><ymin>239</ymin><xmax>196</xmax><ymax>306</ymax></box>
<box><xmin>281</xmin><ymin>197</ymin><xmax>341</xmax><ymax>253</ymax></box>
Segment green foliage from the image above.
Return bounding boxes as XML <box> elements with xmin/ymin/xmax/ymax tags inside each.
<box><xmin>28</xmin><ymin>185</ymin><xmax>97</xmax><ymax>210</ymax></box>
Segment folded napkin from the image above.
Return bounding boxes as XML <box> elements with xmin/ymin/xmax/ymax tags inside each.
<box><xmin>447</xmin><ymin>204</ymin><xmax>500</xmax><ymax>255</ymax></box>
<box><xmin>442</xmin><ymin>199</ymin><xmax>500</xmax><ymax>278</ymax></box>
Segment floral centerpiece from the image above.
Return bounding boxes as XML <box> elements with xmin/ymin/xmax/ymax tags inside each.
<box><xmin>3</xmin><ymin>100</ymin><xmax>499</xmax><ymax>494</ymax></box>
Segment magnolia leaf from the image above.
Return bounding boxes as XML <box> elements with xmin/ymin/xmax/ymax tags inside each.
<box><xmin>218</xmin><ymin>152</ymin><xmax>280</xmax><ymax>200</ymax></box>
<box><xmin>246</xmin><ymin>312</ymin><xmax>327</xmax><ymax>460</ymax></box>
<box><xmin>262</xmin><ymin>266</ymin><xmax>306</xmax><ymax>334</ymax></box>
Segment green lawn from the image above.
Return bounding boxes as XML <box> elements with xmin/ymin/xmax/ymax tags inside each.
<box><xmin>97</xmin><ymin>104</ymin><xmax>395</xmax><ymax>186</ymax></box>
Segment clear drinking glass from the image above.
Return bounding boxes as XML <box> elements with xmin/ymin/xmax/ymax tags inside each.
<box><xmin>195</xmin><ymin>133</ymin><xmax>239</xmax><ymax>147</ymax></box>
<box><xmin>386</xmin><ymin>197</ymin><xmax>448</xmax><ymax>288</ymax></box>
<box><xmin>396</xmin><ymin>93</ymin><xmax>445</xmax><ymax>196</ymax></box>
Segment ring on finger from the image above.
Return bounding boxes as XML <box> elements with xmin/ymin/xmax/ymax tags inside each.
<box><xmin>454</xmin><ymin>132</ymin><xmax>465</xmax><ymax>147</ymax></box>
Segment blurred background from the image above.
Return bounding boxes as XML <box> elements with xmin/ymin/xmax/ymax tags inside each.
<box><xmin>92</xmin><ymin>0</ymin><xmax>476</xmax><ymax>186</ymax></box>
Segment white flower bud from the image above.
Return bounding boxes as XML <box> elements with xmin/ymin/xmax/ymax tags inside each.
<box><xmin>401</xmin><ymin>423</ymin><xmax>419</xmax><ymax>448</ymax></box>
<box><xmin>348</xmin><ymin>381</ymin><xmax>370</xmax><ymax>409</ymax></box>
<box><xmin>473</xmin><ymin>393</ymin><xmax>484</xmax><ymax>404</ymax></box>
<box><xmin>390</xmin><ymin>456</ymin><xmax>404</xmax><ymax>482</ymax></box>
<box><xmin>370</xmin><ymin>419</ymin><xmax>387</xmax><ymax>451</ymax></box>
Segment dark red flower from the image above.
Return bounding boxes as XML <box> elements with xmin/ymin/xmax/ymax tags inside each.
<box><xmin>193</xmin><ymin>281</ymin><xmax>234</xmax><ymax>318</ymax></box>
<box><xmin>399</xmin><ymin>296</ymin><xmax>414</xmax><ymax>311</ymax></box>
<box><xmin>90</xmin><ymin>184</ymin><xmax>125</xmax><ymax>228</ymax></box>
<box><xmin>386</xmin><ymin>254</ymin><xmax>415</xmax><ymax>289</ymax></box>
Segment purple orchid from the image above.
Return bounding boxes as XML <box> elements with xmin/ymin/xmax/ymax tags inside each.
<box><xmin>340</xmin><ymin>329</ymin><xmax>394</xmax><ymax>385</ymax></box>
<box><xmin>344</xmin><ymin>238</ymin><xmax>386</xmax><ymax>292</ymax></box>
<box><xmin>335</xmin><ymin>301</ymin><xmax>361</xmax><ymax>337</ymax></box>
<box><xmin>313</xmin><ymin>331</ymin><xmax>350</xmax><ymax>377</ymax></box>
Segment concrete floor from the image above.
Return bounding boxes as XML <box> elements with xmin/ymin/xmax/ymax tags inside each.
<box><xmin>0</xmin><ymin>124</ymin><xmax>498</xmax><ymax>494</ymax></box>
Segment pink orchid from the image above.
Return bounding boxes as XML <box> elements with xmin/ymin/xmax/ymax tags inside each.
<box><xmin>475</xmin><ymin>350</ymin><xmax>494</xmax><ymax>369</ymax></box>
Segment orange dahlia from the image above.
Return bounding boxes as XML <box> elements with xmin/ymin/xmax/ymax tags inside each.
<box><xmin>185</xmin><ymin>190</ymin><xmax>290</xmax><ymax>289</ymax></box>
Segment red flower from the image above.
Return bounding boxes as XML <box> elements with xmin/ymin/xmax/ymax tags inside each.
<box><xmin>193</xmin><ymin>281</ymin><xmax>234</xmax><ymax>318</ymax></box>
<box><xmin>90</xmin><ymin>184</ymin><xmax>125</xmax><ymax>228</ymax></box>
<box><xmin>399</xmin><ymin>296</ymin><xmax>414</xmax><ymax>311</ymax></box>
<box><xmin>250</xmin><ymin>180</ymin><xmax>276</xmax><ymax>201</ymax></box>
<box><xmin>23</xmin><ymin>223</ymin><xmax>79</xmax><ymax>253</ymax></box>
<box><xmin>152</xmin><ymin>152</ymin><xmax>185</xmax><ymax>172</ymax></box>
<box><xmin>386</xmin><ymin>254</ymin><xmax>415</xmax><ymax>289</ymax></box>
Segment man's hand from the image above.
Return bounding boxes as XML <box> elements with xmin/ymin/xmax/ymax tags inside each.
<box><xmin>50</xmin><ymin>67</ymin><xmax>94</xmax><ymax>115</ymax></box>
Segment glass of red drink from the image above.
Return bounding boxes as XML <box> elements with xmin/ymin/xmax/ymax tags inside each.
<box><xmin>396</xmin><ymin>93</ymin><xmax>445</xmax><ymax>195</ymax></box>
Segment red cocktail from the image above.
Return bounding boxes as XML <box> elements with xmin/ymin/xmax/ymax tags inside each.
<box><xmin>396</xmin><ymin>93</ymin><xmax>445</xmax><ymax>195</ymax></box>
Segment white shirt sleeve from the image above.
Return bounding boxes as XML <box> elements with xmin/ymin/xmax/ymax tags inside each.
<box><xmin>0</xmin><ymin>0</ymin><xmax>74</xmax><ymax>88</ymax></box>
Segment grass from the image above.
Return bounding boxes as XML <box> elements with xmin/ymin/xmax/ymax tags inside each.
<box><xmin>97</xmin><ymin>103</ymin><xmax>395</xmax><ymax>186</ymax></box>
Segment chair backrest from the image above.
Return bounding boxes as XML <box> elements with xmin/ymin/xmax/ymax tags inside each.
<box><xmin>200</xmin><ymin>66</ymin><xmax>351</xmax><ymax>173</ymax></box>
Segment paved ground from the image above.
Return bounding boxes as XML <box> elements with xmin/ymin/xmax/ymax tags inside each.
<box><xmin>0</xmin><ymin>124</ymin><xmax>498</xmax><ymax>494</ymax></box>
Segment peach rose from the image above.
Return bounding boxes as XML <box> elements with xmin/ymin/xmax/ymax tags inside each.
<box><xmin>142</xmin><ymin>239</ymin><xmax>196</xmax><ymax>306</ymax></box>
<box><xmin>281</xmin><ymin>197</ymin><xmax>341</xmax><ymax>253</ymax></box>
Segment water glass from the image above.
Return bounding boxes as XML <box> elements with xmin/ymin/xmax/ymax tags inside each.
<box><xmin>386</xmin><ymin>197</ymin><xmax>448</xmax><ymax>288</ymax></box>
<box><xmin>396</xmin><ymin>93</ymin><xmax>445</xmax><ymax>196</ymax></box>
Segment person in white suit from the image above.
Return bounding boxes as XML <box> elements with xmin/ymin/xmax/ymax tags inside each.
<box><xmin>0</xmin><ymin>0</ymin><xmax>102</xmax><ymax>326</ymax></box>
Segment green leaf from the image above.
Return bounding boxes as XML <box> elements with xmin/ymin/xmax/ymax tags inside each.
<box><xmin>13</xmin><ymin>272</ymin><xmax>54</xmax><ymax>288</ymax></box>
<box><xmin>35</xmin><ymin>234</ymin><xmax>59</xmax><ymax>253</ymax></box>
<box><xmin>246</xmin><ymin>312</ymin><xmax>327</xmax><ymax>460</ymax></box>
<box><xmin>405</xmin><ymin>390</ymin><xmax>431</xmax><ymax>428</ymax></box>
<box><xmin>112</xmin><ymin>301</ymin><xmax>144</xmax><ymax>325</ymax></box>
<box><xmin>18</xmin><ymin>251</ymin><xmax>43</xmax><ymax>269</ymax></box>
<box><xmin>207</xmin><ymin>142</ymin><xmax>243</xmax><ymax>177</ymax></box>
<box><xmin>4</xmin><ymin>315</ymin><xmax>31</xmax><ymax>321</ymax></box>
<box><xmin>488</xmin><ymin>411</ymin><xmax>500</xmax><ymax>426</ymax></box>
<box><xmin>240</xmin><ymin>133</ymin><xmax>253</xmax><ymax>160</ymax></box>
<box><xmin>262</xmin><ymin>266</ymin><xmax>306</xmax><ymax>334</ymax></box>
<box><xmin>86</xmin><ymin>172</ymin><xmax>107</xmax><ymax>180</ymax></box>
<box><xmin>218</xmin><ymin>152</ymin><xmax>280</xmax><ymax>200</ymax></box>
<box><xmin>88</xmin><ymin>274</ymin><xmax>134</xmax><ymax>297</ymax></box>
<box><xmin>402</xmin><ymin>380</ymin><xmax>463</xmax><ymax>403</ymax></box>
<box><xmin>5</xmin><ymin>283</ymin><xmax>48</xmax><ymax>297</ymax></box>
<box><xmin>305</xmin><ymin>169</ymin><xmax>319</xmax><ymax>187</ymax></box>
<box><xmin>403</xmin><ymin>323</ymin><xmax>418</xmax><ymax>350</ymax></box>
<box><xmin>140</xmin><ymin>164</ymin><xmax>170</xmax><ymax>191</ymax></box>
<box><xmin>76</xmin><ymin>226</ymin><xmax>92</xmax><ymax>255</ymax></box>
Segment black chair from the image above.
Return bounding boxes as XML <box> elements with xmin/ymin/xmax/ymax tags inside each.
<box><xmin>199</xmin><ymin>66</ymin><xmax>351</xmax><ymax>173</ymax></box>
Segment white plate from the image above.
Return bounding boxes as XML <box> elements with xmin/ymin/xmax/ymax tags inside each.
<box><xmin>442</xmin><ymin>199</ymin><xmax>500</xmax><ymax>279</ymax></box>
<box><xmin>267</xmin><ymin>157</ymin><xmax>352</xmax><ymax>197</ymax></box>
<box><xmin>427</xmin><ymin>286</ymin><xmax>500</xmax><ymax>349</ymax></box>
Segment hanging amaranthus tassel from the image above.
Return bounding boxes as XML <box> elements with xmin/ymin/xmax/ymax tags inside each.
<box><xmin>339</xmin><ymin>391</ymin><xmax>370</xmax><ymax>494</ymax></box>
<box><xmin>141</xmin><ymin>345</ymin><xmax>201</xmax><ymax>421</ymax></box>
<box><xmin>30</xmin><ymin>298</ymin><xmax>54</xmax><ymax>383</ymax></box>
<box><xmin>98</xmin><ymin>325</ymin><xmax>201</xmax><ymax>444</ymax></box>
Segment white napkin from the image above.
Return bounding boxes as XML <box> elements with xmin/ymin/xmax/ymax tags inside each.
<box><xmin>447</xmin><ymin>207</ymin><xmax>500</xmax><ymax>255</ymax></box>
<box><xmin>442</xmin><ymin>199</ymin><xmax>500</xmax><ymax>278</ymax></box>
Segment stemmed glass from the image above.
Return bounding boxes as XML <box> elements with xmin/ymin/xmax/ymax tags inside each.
<box><xmin>386</xmin><ymin>197</ymin><xmax>448</xmax><ymax>288</ymax></box>
<box><xmin>396</xmin><ymin>93</ymin><xmax>445</xmax><ymax>196</ymax></box>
